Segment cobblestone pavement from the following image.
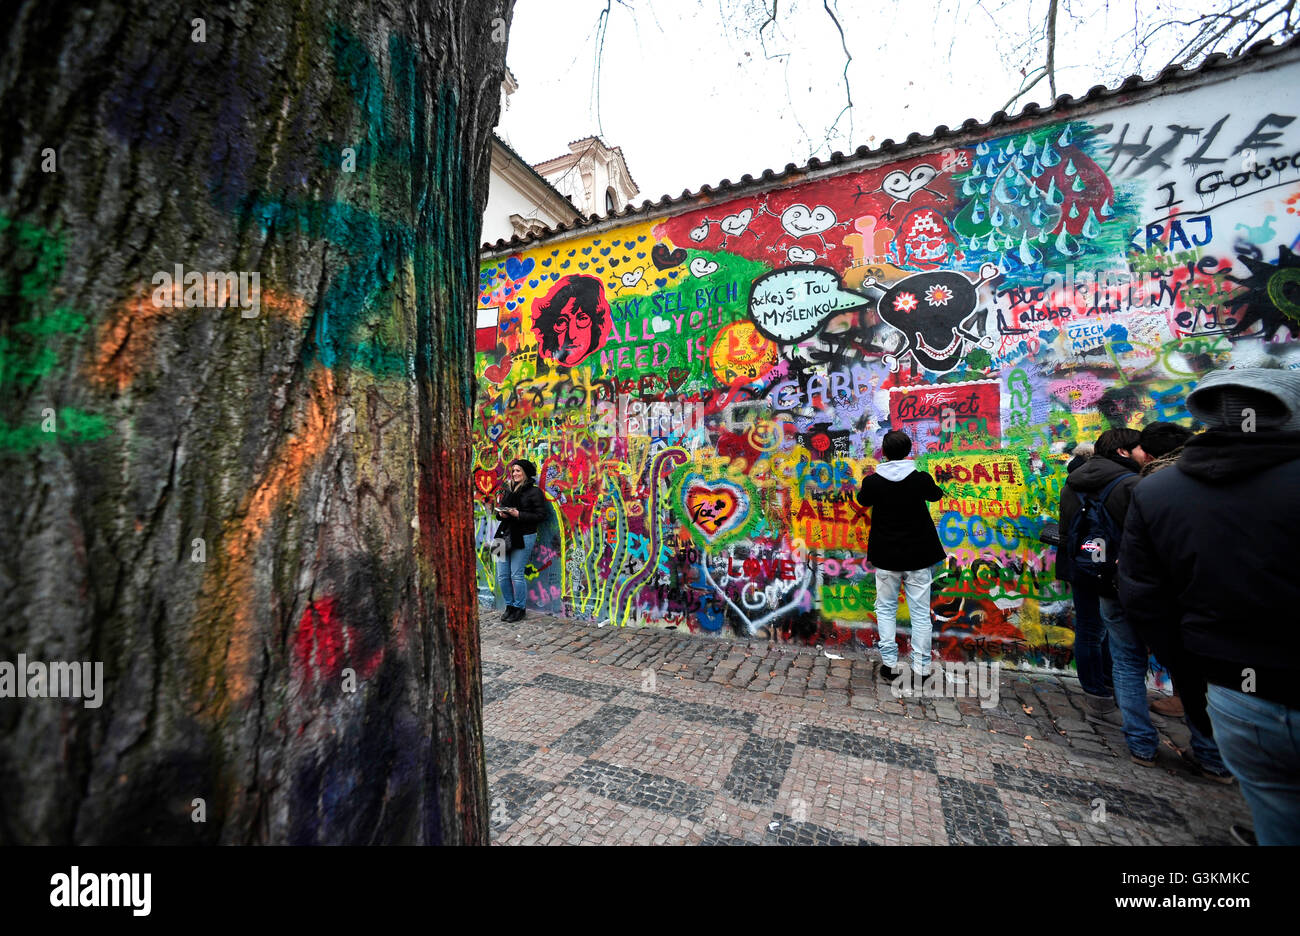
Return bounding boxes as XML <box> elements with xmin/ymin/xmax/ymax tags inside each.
<box><xmin>482</xmin><ymin>613</ymin><xmax>1252</xmax><ymax>845</ymax></box>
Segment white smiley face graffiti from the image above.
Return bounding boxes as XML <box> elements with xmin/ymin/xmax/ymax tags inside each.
<box><xmin>620</xmin><ymin>267</ymin><xmax>644</xmax><ymax>288</ymax></box>
<box><xmin>720</xmin><ymin>209</ymin><xmax>753</xmax><ymax>237</ymax></box>
<box><xmin>689</xmin><ymin>257</ymin><xmax>719</xmax><ymax>278</ymax></box>
<box><xmin>689</xmin><ymin>222</ymin><xmax>709</xmax><ymax>242</ymax></box>
<box><xmin>880</xmin><ymin>164</ymin><xmax>939</xmax><ymax>201</ymax></box>
<box><xmin>780</xmin><ymin>204</ymin><xmax>837</xmax><ymax>238</ymax></box>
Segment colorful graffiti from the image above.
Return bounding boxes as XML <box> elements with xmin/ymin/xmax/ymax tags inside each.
<box><xmin>476</xmin><ymin>63</ymin><xmax>1300</xmax><ymax>669</ymax></box>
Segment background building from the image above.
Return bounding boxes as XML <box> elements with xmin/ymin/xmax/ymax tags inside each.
<box><xmin>483</xmin><ymin>69</ymin><xmax>640</xmax><ymax>246</ymax></box>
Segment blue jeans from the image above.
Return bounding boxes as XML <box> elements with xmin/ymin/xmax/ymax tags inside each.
<box><xmin>1099</xmin><ymin>596</ymin><xmax>1227</xmax><ymax>772</ymax></box>
<box><xmin>874</xmin><ymin>566</ymin><xmax>934</xmax><ymax>674</ymax></box>
<box><xmin>1070</xmin><ymin>577</ymin><xmax>1113</xmax><ymax>697</ymax></box>
<box><xmin>495</xmin><ymin>533</ymin><xmax>536</xmax><ymax>610</ymax></box>
<box><xmin>1099</xmin><ymin>595</ymin><xmax>1159</xmax><ymax>759</ymax></box>
<box><xmin>1207</xmin><ymin>685</ymin><xmax>1300</xmax><ymax>845</ymax></box>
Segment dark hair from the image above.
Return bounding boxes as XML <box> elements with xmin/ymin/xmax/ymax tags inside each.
<box><xmin>1137</xmin><ymin>422</ymin><xmax>1193</xmax><ymax>458</ymax></box>
<box><xmin>509</xmin><ymin>458</ymin><xmax>537</xmax><ymax>480</ymax></box>
<box><xmin>531</xmin><ymin>275</ymin><xmax>610</xmax><ymax>365</ymax></box>
<box><xmin>1095</xmin><ymin>427</ymin><xmax>1140</xmax><ymax>459</ymax></box>
<box><xmin>881</xmin><ymin>430</ymin><xmax>912</xmax><ymax>460</ymax></box>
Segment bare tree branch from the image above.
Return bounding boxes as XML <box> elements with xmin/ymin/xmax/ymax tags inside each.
<box><xmin>1003</xmin><ymin>65</ymin><xmax>1048</xmax><ymax>112</ymax></box>
<box><xmin>820</xmin><ymin>0</ymin><xmax>854</xmax><ymax>151</ymax></box>
<box><xmin>1046</xmin><ymin>0</ymin><xmax>1059</xmax><ymax>99</ymax></box>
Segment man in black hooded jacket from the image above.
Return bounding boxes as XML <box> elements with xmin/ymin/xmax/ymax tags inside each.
<box><xmin>1119</xmin><ymin>368</ymin><xmax>1300</xmax><ymax>845</ymax></box>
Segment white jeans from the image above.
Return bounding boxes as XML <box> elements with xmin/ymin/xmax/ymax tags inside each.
<box><xmin>874</xmin><ymin>566</ymin><xmax>934</xmax><ymax>674</ymax></box>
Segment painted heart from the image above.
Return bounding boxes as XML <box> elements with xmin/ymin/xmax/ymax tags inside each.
<box><xmin>541</xmin><ymin>258</ymin><xmax>552</xmax><ymax>266</ymax></box>
<box><xmin>505</xmin><ymin>256</ymin><xmax>535</xmax><ymax>281</ymax></box>
<box><xmin>592</xmin><ymin>238</ymin><xmax>601</xmax><ymax>245</ymax></box>
<box><xmin>720</xmin><ymin>209</ymin><xmax>752</xmax><ymax>236</ymax></box>
<box><xmin>652</xmin><ymin>244</ymin><xmax>687</xmax><ymax>270</ymax></box>
<box><xmin>668</xmin><ymin>271</ymin><xmax>678</xmax><ymax>278</ymax></box>
<box><xmin>560</xmin><ymin>260</ymin><xmax>570</xmax><ymax>269</ymax></box>
<box><xmin>610</xmin><ymin>258</ymin><xmax>621</xmax><ymax>268</ymax></box>
<box><xmin>621</xmin><ymin>267</ymin><xmax>644</xmax><ymax>288</ymax></box>
<box><xmin>600</xmin><ymin>247</ymin><xmax>611</xmax><ymax>255</ymax></box>
<box><xmin>689</xmin><ymin>257</ymin><xmax>719</xmax><ymax>277</ymax></box>
<box><xmin>479</xmin><ymin>294</ymin><xmax>492</xmax><ymax>305</ymax></box>
<box><xmin>578</xmin><ymin>261</ymin><xmax>589</xmax><ymax>270</ymax></box>
<box><xmin>655</xmin><ymin>277</ymin><xmax>667</xmax><ymax>287</ymax></box>
<box><xmin>636</xmin><ymin>251</ymin><xmax>646</xmax><ymax>258</ymax></box>
<box><xmin>595</xmin><ymin>266</ymin><xmax>605</xmax><ymax>274</ymax></box>
<box><xmin>473</xmin><ymin>470</ymin><xmax>497</xmax><ymax>497</ymax></box>
<box><xmin>689</xmin><ymin>222</ymin><xmax>709</xmax><ymax>242</ymax></box>
<box><xmin>672</xmin><ymin>472</ymin><xmax>755</xmax><ymax>547</ymax></box>
<box><xmin>549</xmin><ymin>272</ymin><xmax>559</xmax><ymax>280</ymax></box>
<box><xmin>528</xmin><ymin>278</ymin><xmax>539</xmax><ymax>288</ymax></box>
<box><xmin>483</xmin><ymin>355</ymin><xmax>513</xmax><ymax>385</ymax></box>
<box><xmin>581</xmin><ymin>246</ymin><xmax>592</xmax><ymax>254</ymax></box>
<box><xmin>787</xmin><ymin>246</ymin><xmax>817</xmax><ymax>263</ymax></box>
<box><xmin>637</xmin><ymin>235</ymin><xmax>647</xmax><ymax>242</ymax></box>
<box><xmin>687</xmin><ymin>485</ymin><xmax>738</xmax><ymax>536</ymax></box>
<box><xmin>651</xmin><ymin>316</ymin><xmax>672</xmax><ymax>333</ymax></box>
<box><xmin>780</xmin><ymin>204</ymin><xmax>837</xmax><ymax>238</ymax></box>
<box><xmin>880</xmin><ymin>164</ymin><xmax>938</xmax><ymax>202</ymax></box>
<box><xmin>612</xmin><ymin>239</ymin><xmax>621</xmax><ymax>246</ymax></box>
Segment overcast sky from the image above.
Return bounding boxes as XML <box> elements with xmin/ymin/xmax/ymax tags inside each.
<box><xmin>497</xmin><ymin>0</ymin><xmax>1277</xmax><ymax>202</ymax></box>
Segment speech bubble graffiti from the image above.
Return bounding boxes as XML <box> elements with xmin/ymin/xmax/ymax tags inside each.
<box><xmin>747</xmin><ymin>265</ymin><xmax>868</xmax><ymax>343</ymax></box>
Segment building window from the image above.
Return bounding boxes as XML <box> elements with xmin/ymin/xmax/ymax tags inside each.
<box><xmin>605</xmin><ymin>187</ymin><xmax>617</xmax><ymax>215</ymax></box>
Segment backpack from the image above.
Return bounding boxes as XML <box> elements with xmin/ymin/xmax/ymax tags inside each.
<box><xmin>1063</xmin><ymin>473</ymin><xmax>1132</xmax><ymax>597</ymax></box>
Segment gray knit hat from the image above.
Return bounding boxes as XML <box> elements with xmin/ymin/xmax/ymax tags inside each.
<box><xmin>1186</xmin><ymin>367</ymin><xmax>1300</xmax><ymax>432</ymax></box>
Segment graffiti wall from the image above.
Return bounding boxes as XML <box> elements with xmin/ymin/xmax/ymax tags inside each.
<box><xmin>475</xmin><ymin>56</ymin><xmax>1300</xmax><ymax>669</ymax></box>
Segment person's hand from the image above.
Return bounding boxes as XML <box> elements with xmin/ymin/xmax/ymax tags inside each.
<box><xmin>511</xmin><ymin>508</ymin><xmax>519</xmax><ymax>517</ymax></box>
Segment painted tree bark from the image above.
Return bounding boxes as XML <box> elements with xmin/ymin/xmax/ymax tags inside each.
<box><xmin>0</xmin><ymin>0</ymin><xmax>511</xmax><ymax>843</ymax></box>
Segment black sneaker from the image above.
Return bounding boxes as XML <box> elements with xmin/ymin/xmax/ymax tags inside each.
<box><xmin>878</xmin><ymin>661</ymin><xmax>899</xmax><ymax>680</ymax></box>
<box><xmin>502</xmin><ymin>606</ymin><xmax>520</xmax><ymax>622</ymax></box>
<box><xmin>515</xmin><ymin>608</ymin><xmax>527</xmax><ymax>622</ymax></box>
<box><xmin>1230</xmin><ymin>824</ymin><xmax>1257</xmax><ymax>846</ymax></box>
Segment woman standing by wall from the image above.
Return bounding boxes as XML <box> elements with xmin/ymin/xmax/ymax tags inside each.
<box><xmin>493</xmin><ymin>459</ymin><xmax>548</xmax><ymax>621</ymax></box>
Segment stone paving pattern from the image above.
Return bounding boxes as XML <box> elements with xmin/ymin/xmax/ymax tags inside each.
<box><xmin>482</xmin><ymin>613</ymin><xmax>1252</xmax><ymax>845</ymax></box>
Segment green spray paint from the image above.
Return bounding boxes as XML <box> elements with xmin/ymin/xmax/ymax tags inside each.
<box><xmin>0</xmin><ymin>215</ymin><xmax>106</xmax><ymax>452</ymax></box>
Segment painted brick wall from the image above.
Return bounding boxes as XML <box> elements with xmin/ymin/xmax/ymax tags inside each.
<box><xmin>475</xmin><ymin>50</ymin><xmax>1300</xmax><ymax>671</ymax></box>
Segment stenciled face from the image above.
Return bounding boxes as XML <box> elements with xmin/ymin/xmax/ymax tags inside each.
<box><xmin>551</xmin><ymin>297</ymin><xmax>594</xmax><ymax>366</ymax></box>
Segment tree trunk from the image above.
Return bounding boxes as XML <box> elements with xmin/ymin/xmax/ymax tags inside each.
<box><xmin>0</xmin><ymin>0</ymin><xmax>511</xmax><ymax>844</ymax></box>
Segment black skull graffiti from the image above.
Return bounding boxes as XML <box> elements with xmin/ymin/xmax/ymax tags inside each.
<box><xmin>868</xmin><ymin>263</ymin><xmax>1001</xmax><ymax>372</ymax></box>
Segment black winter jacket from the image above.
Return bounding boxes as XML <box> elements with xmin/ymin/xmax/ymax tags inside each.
<box><xmin>856</xmin><ymin>462</ymin><xmax>946</xmax><ymax>572</ymax></box>
<box><xmin>1054</xmin><ymin>455</ymin><xmax>1140</xmax><ymax>583</ymax></box>
<box><xmin>494</xmin><ymin>480</ymin><xmax>548</xmax><ymax>550</ymax></box>
<box><xmin>1119</xmin><ymin>430</ymin><xmax>1300</xmax><ymax>732</ymax></box>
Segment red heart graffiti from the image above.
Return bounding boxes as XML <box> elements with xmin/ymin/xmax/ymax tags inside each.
<box><xmin>474</xmin><ymin>470</ymin><xmax>497</xmax><ymax>498</ymax></box>
<box><xmin>484</xmin><ymin>353</ymin><xmax>513</xmax><ymax>384</ymax></box>
<box><xmin>686</xmin><ymin>484</ymin><xmax>739</xmax><ymax>536</ymax></box>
